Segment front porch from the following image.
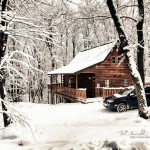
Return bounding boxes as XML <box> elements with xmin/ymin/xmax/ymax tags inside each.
<box><xmin>48</xmin><ymin>85</ymin><xmax>124</xmax><ymax>104</ymax></box>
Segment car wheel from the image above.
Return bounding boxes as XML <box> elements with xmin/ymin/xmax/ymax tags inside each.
<box><xmin>117</xmin><ymin>103</ymin><xmax>127</xmax><ymax>112</ymax></box>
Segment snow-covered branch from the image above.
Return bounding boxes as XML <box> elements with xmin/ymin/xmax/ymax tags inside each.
<box><xmin>0</xmin><ymin>98</ymin><xmax>36</xmax><ymax>142</ymax></box>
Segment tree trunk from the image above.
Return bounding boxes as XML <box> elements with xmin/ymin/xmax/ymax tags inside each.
<box><xmin>0</xmin><ymin>0</ymin><xmax>12</xmax><ymax>126</ymax></box>
<box><xmin>136</xmin><ymin>0</ymin><xmax>145</xmax><ymax>84</ymax></box>
<box><xmin>72</xmin><ymin>35</ymin><xmax>76</xmax><ymax>58</ymax></box>
<box><xmin>45</xmin><ymin>25</ymin><xmax>54</xmax><ymax>69</ymax></box>
<box><xmin>106</xmin><ymin>0</ymin><xmax>148</xmax><ymax>119</ymax></box>
<box><xmin>0</xmin><ymin>78</ymin><xmax>12</xmax><ymax>126</ymax></box>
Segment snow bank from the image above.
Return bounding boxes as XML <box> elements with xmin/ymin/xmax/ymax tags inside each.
<box><xmin>1</xmin><ymin>102</ymin><xmax>150</xmax><ymax>149</ymax></box>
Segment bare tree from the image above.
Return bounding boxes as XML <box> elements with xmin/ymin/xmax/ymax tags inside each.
<box><xmin>0</xmin><ymin>0</ymin><xmax>57</xmax><ymax>126</ymax></box>
<box><xmin>136</xmin><ymin>0</ymin><xmax>145</xmax><ymax>84</ymax></box>
<box><xmin>0</xmin><ymin>0</ymin><xmax>12</xmax><ymax>127</ymax></box>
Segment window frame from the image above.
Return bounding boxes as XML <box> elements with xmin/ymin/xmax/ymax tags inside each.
<box><xmin>124</xmin><ymin>79</ymin><xmax>128</xmax><ymax>86</ymax></box>
<box><xmin>118</xmin><ymin>56</ymin><xmax>122</xmax><ymax>64</ymax></box>
<box><xmin>111</xmin><ymin>56</ymin><xmax>116</xmax><ymax>64</ymax></box>
<box><xmin>105</xmin><ymin>80</ymin><xmax>109</xmax><ymax>87</ymax></box>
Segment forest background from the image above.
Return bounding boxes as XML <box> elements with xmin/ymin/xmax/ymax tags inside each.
<box><xmin>1</xmin><ymin>0</ymin><xmax>150</xmax><ymax>104</ymax></box>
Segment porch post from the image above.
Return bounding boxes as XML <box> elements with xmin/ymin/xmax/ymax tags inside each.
<box><xmin>61</xmin><ymin>74</ymin><xmax>62</xmax><ymax>88</ymax></box>
<box><xmin>61</xmin><ymin>74</ymin><xmax>63</xmax><ymax>94</ymax></box>
<box><xmin>55</xmin><ymin>74</ymin><xmax>57</xmax><ymax>104</ymax></box>
<box><xmin>50</xmin><ymin>75</ymin><xmax>53</xmax><ymax>104</ymax></box>
<box><xmin>76</xmin><ymin>75</ymin><xmax>78</xmax><ymax>98</ymax></box>
<box><xmin>60</xmin><ymin>74</ymin><xmax>63</xmax><ymax>103</ymax></box>
<box><xmin>76</xmin><ymin>75</ymin><xmax>78</xmax><ymax>89</ymax></box>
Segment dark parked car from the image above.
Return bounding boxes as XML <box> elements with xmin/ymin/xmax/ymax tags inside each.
<box><xmin>103</xmin><ymin>86</ymin><xmax>150</xmax><ymax>112</ymax></box>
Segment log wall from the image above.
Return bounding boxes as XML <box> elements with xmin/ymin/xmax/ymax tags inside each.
<box><xmin>79</xmin><ymin>49</ymin><xmax>133</xmax><ymax>97</ymax></box>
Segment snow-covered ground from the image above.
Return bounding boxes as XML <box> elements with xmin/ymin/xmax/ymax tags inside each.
<box><xmin>1</xmin><ymin>101</ymin><xmax>150</xmax><ymax>150</ymax></box>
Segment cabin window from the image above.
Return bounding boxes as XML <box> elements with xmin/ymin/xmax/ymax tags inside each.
<box><xmin>105</xmin><ymin>80</ymin><xmax>109</xmax><ymax>87</ymax></box>
<box><xmin>124</xmin><ymin>79</ymin><xmax>128</xmax><ymax>86</ymax></box>
<box><xmin>118</xmin><ymin>57</ymin><xmax>121</xmax><ymax>64</ymax></box>
<box><xmin>97</xmin><ymin>84</ymin><xmax>100</xmax><ymax>88</ymax></box>
<box><xmin>112</xmin><ymin>56</ymin><xmax>116</xmax><ymax>64</ymax></box>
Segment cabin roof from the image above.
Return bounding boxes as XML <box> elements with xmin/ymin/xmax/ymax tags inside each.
<box><xmin>47</xmin><ymin>41</ymin><xmax>116</xmax><ymax>75</ymax></box>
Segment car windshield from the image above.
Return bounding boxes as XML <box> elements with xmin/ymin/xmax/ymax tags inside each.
<box><xmin>119</xmin><ymin>88</ymin><xmax>134</xmax><ymax>96</ymax></box>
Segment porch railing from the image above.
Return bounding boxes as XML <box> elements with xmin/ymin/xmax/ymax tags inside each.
<box><xmin>76</xmin><ymin>88</ymin><xmax>86</xmax><ymax>101</ymax></box>
<box><xmin>95</xmin><ymin>87</ymin><xmax>124</xmax><ymax>98</ymax></box>
<box><xmin>48</xmin><ymin>84</ymin><xmax>124</xmax><ymax>101</ymax></box>
<box><xmin>49</xmin><ymin>85</ymin><xmax>87</xmax><ymax>101</ymax></box>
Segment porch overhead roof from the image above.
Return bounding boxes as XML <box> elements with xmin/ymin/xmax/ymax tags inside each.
<box><xmin>47</xmin><ymin>42</ymin><xmax>116</xmax><ymax>75</ymax></box>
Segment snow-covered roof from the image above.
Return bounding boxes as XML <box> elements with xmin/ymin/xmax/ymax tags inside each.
<box><xmin>47</xmin><ymin>42</ymin><xmax>115</xmax><ymax>75</ymax></box>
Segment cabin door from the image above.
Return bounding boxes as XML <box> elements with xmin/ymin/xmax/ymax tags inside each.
<box><xmin>78</xmin><ymin>73</ymin><xmax>95</xmax><ymax>98</ymax></box>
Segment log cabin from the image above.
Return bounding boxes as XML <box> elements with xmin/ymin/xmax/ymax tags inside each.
<box><xmin>47</xmin><ymin>41</ymin><xmax>133</xmax><ymax>104</ymax></box>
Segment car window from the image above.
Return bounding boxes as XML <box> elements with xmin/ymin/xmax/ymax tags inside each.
<box><xmin>145</xmin><ymin>87</ymin><xmax>150</xmax><ymax>94</ymax></box>
<box><xmin>119</xmin><ymin>88</ymin><xmax>134</xmax><ymax>96</ymax></box>
<box><xmin>130</xmin><ymin>90</ymin><xmax>136</xmax><ymax>96</ymax></box>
